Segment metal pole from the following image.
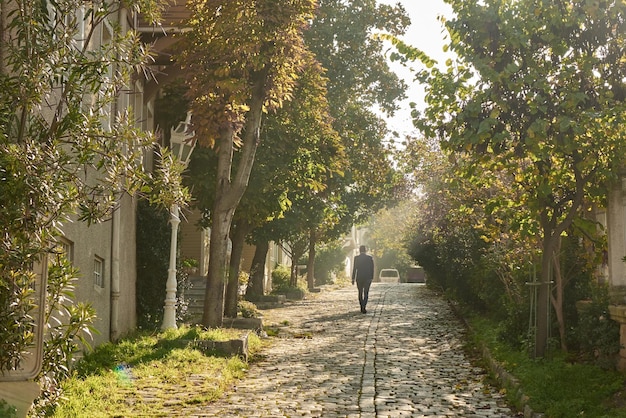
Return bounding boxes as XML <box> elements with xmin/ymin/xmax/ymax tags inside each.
<box><xmin>526</xmin><ymin>262</ymin><xmax>538</xmax><ymax>356</ymax></box>
<box><xmin>162</xmin><ymin>203</ymin><xmax>180</xmax><ymax>330</ymax></box>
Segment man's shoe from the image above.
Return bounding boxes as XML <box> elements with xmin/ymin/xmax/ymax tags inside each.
<box><xmin>361</xmin><ymin>307</ymin><xmax>367</xmax><ymax>314</ymax></box>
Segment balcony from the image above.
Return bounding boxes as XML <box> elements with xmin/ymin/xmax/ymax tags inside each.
<box><xmin>135</xmin><ymin>0</ymin><xmax>192</xmax><ymax>33</ymax></box>
<box><xmin>134</xmin><ymin>1</ymin><xmax>193</xmax><ymax>65</ymax></box>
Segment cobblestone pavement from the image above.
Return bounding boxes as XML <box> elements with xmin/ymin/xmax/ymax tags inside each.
<box><xmin>185</xmin><ymin>284</ymin><xmax>519</xmax><ymax>417</ymax></box>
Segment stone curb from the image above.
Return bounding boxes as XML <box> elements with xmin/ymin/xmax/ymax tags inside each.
<box><xmin>174</xmin><ymin>332</ymin><xmax>250</xmax><ymax>361</ymax></box>
<box><xmin>448</xmin><ymin>301</ymin><xmax>545</xmax><ymax>418</ymax></box>
<box><xmin>222</xmin><ymin>317</ymin><xmax>263</xmax><ymax>332</ymax></box>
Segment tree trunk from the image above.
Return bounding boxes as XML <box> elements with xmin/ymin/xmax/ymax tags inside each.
<box><xmin>246</xmin><ymin>240</ymin><xmax>269</xmax><ymax>300</ymax></box>
<box><xmin>535</xmin><ymin>230</ymin><xmax>559</xmax><ymax>358</ymax></box>
<box><xmin>534</xmin><ymin>172</ymin><xmax>585</xmax><ymax>357</ymax></box>
<box><xmin>201</xmin><ymin>68</ymin><xmax>267</xmax><ymax>327</ymax></box>
<box><xmin>224</xmin><ymin>220</ymin><xmax>250</xmax><ymax>318</ymax></box>
<box><xmin>550</xmin><ymin>237</ymin><xmax>567</xmax><ymax>352</ymax></box>
<box><xmin>290</xmin><ymin>262</ymin><xmax>298</xmax><ymax>287</ymax></box>
<box><xmin>202</xmin><ymin>206</ymin><xmax>232</xmax><ymax>327</ymax></box>
<box><xmin>306</xmin><ymin>228</ymin><xmax>317</xmax><ymax>290</ymax></box>
<box><xmin>287</xmin><ymin>238</ymin><xmax>308</xmax><ymax>287</ymax></box>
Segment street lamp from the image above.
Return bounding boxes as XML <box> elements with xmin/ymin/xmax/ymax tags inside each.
<box><xmin>161</xmin><ymin>112</ymin><xmax>196</xmax><ymax>330</ymax></box>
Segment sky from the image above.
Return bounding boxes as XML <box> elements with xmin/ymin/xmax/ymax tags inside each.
<box><xmin>376</xmin><ymin>0</ymin><xmax>454</xmax><ymax>138</ymax></box>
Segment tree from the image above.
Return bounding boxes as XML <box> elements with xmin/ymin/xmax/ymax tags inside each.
<box><xmin>402</xmin><ymin>134</ymin><xmax>538</xmax><ymax>324</ymax></box>
<box><xmin>307</xmin><ymin>0</ymin><xmax>410</xmax><ymax>115</ymax></box>
<box><xmin>180</xmin><ymin>0</ymin><xmax>317</xmax><ymax>327</ymax></box>
<box><xmin>239</xmin><ymin>55</ymin><xmax>343</xmax><ymax>298</ymax></box>
<box><xmin>415</xmin><ymin>0</ymin><xmax>626</xmax><ymax>357</ymax></box>
<box><xmin>186</xmin><ymin>49</ymin><xmax>342</xmax><ymax>310</ymax></box>
<box><xmin>0</xmin><ymin>0</ymin><xmax>184</xmax><ymax>404</ymax></box>
<box><xmin>296</xmin><ymin>0</ymin><xmax>410</xmax><ymax>286</ymax></box>
<box><xmin>366</xmin><ymin>201</ymin><xmax>415</xmax><ymax>274</ymax></box>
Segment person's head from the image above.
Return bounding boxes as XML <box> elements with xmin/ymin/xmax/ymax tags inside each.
<box><xmin>359</xmin><ymin>245</ymin><xmax>367</xmax><ymax>254</ymax></box>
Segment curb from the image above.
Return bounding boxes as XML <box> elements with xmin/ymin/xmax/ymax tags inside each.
<box><xmin>448</xmin><ymin>301</ymin><xmax>544</xmax><ymax>418</ymax></box>
<box><xmin>174</xmin><ymin>332</ymin><xmax>251</xmax><ymax>361</ymax></box>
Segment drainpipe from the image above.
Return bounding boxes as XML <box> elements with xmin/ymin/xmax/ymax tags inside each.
<box><xmin>1</xmin><ymin>4</ymin><xmax>6</xmax><ymax>74</ymax></box>
<box><xmin>110</xmin><ymin>205</ymin><xmax>121</xmax><ymax>341</ymax></box>
<box><xmin>109</xmin><ymin>5</ymin><xmax>128</xmax><ymax>342</ymax></box>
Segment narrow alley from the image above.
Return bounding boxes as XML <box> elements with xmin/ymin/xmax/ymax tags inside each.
<box><xmin>183</xmin><ymin>284</ymin><xmax>517</xmax><ymax>417</ymax></box>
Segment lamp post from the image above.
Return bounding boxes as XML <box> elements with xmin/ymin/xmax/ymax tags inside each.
<box><xmin>161</xmin><ymin>112</ymin><xmax>196</xmax><ymax>330</ymax></box>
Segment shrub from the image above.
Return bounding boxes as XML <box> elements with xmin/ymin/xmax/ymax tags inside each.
<box><xmin>238</xmin><ymin>271</ymin><xmax>250</xmax><ymax>287</ymax></box>
<box><xmin>237</xmin><ymin>301</ymin><xmax>259</xmax><ymax>318</ymax></box>
<box><xmin>574</xmin><ymin>284</ymin><xmax>620</xmax><ymax>368</ymax></box>
<box><xmin>0</xmin><ymin>400</ymin><xmax>17</xmax><ymax>418</ymax></box>
<box><xmin>175</xmin><ymin>258</ymin><xmax>198</xmax><ymax>324</ymax></box>
<box><xmin>313</xmin><ymin>242</ymin><xmax>346</xmax><ymax>285</ymax></box>
<box><xmin>31</xmin><ymin>255</ymin><xmax>97</xmax><ymax>416</ymax></box>
<box><xmin>499</xmin><ymin>299</ymin><xmax>532</xmax><ymax>350</ymax></box>
<box><xmin>270</xmin><ymin>264</ymin><xmax>291</xmax><ymax>293</ymax></box>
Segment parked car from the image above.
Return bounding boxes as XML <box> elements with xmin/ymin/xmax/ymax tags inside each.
<box><xmin>378</xmin><ymin>268</ymin><xmax>400</xmax><ymax>283</ymax></box>
<box><xmin>406</xmin><ymin>266</ymin><xmax>426</xmax><ymax>283</ymax></box>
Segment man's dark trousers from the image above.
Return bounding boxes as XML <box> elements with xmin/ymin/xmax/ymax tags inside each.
<box><xmin>356</xmin><ymin>278</ymin><xmax>372</xmax><ymax>312</ymax></box>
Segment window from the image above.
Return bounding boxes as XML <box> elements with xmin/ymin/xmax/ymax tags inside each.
<box><xmin>98</xmin><ymin>19</ymin><xmax>114</xmax><ymax>131</ymax></box>
<box><xmin>84</xmin><ymin>14</ymin><xmax>114</xmax><ymax>131</ymax></box>
<box><xmin>56</xmin><ymin>237</ymin><xmax>74</xmax><ymax>263</ymax></box>
<box><xmin>45</xmin><ymin>0</ymin><xmax>85</xmax><ymax>49</ymax></box>
<box><xmin>94</xmin><ymin>256</ymin><xmax>104</xmax><ymax>288</ymax></box>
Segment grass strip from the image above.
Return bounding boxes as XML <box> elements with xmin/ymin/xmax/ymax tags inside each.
<box><xmin>52</xmin><ymin>326</ymin><xmax>264</xmax><ymax>417</ymax></box>
<box><xmin>468</xmin><ymin>315</ymin><xmax>626</xmax><ymax>418</ymax></box>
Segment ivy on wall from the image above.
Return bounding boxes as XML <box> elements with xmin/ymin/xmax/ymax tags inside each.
<box><xmin>136</xmin><ymin>198</ymin><xmax>171</xmax><ymax>329</ymax></box>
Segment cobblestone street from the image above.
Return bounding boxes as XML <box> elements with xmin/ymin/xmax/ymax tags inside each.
<box><xmin>185</xmin><ymin>284</ymin><xmax>518</xmax><ymax>417</ymax></box>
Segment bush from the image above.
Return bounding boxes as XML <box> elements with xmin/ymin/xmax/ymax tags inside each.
<box><xmin>237</xmin><ymin>300</ymin><xmax>259</xmax><ymax>318</ymax></box>
<box><xmin>238</xmin><ymin>271</ymin><xmax>250</xmax><ymax>287</ymax></box>
<box><xmin>313</xmin><ymin>242</ymin><xmax>346</xmax><ymax>285</ymax></box>
<box><xmin>31</xmin><ymin>255</ymin><xmax>97</xmax><ymax>416</ymax></box>
<box><xmin>470</xmin><ymin>315</ymin><xmax>626</xmax><ymax>417</ymax></box>
<box><xmin>0</xmin><ymin>400</ymin><xmax>17</xmax><ymax>418</ymax></box>
<box><xmin>175</xmin><ymin>258</ymin><xmax>198</xmax><ymax>324</ymax></box>
<box><xmin>270</xmin><ymin>264</ymin><xmax>291</xmax><ymax>293</ymax></box>
<box><xmin>574</xmin><ymin>284</ymin><xmax>620</xmax><ymax>368</ymax></box>
<box><xmin>270</xmin><ymin>264</ymin><xmax>309</xmax><ymax>299</ymax></box>
<box><xmin>499</xmin><ymin>299</ymin><xmax>532</xmax><ymax>350</ymax></box>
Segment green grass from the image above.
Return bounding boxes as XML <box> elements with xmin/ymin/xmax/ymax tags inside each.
<box><xmin>469</xmin><ymin>315</ymin><xmax>626</xmax><ymax>418</ymax></box>
<box><xmin>52</xmin><ymin>326</ymin><xmax>264</xmax><ymax>417</ymax></box>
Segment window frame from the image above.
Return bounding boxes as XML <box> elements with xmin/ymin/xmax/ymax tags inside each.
<box><xmin>94</xmin><ymin>255</ymin><xmax>105</xmax><ymax>288</ymax></box>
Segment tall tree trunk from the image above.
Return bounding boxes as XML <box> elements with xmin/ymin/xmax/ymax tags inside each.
<box><xmin>306</xmin><ymin>228</ymin><xmax>317</xmax><ymax>290</ymax></box>
<box><xmin>534</xmin><ymin>171</ymin><xmax>585</xmax><ymax>357</ymax></box>
<box><xmin>246</xmin><ymin>240</ymin><xmax>269</xmax><ymax>300</ymax></box>
<box><xmin>535</xmin><ymin>256</ymin><xmax>549</xmax><ymax>357</ymax></box>
<box><xmin>224</xmin><ymin>220</ymin><xmax>250</xmax><ymax>318</ymax></box>
<box><xmin>535</xmin><ymin>229</ymin><xmax>559</xmax><ymax>358</ymax></box>
<box><xmin>201</xmin><ymin>69</ymin><xmax>267</xmax><ymax>327</ymax></box>
<box><xmin>203</xmin><ymin>205</ymin><xmax>232</xmax><ymax>327</ymax></box>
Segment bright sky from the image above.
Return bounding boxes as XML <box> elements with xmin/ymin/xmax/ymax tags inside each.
<box><xmin>377</xmin><ymin>0</ymin><xmax>454</xmax><ymax>138</ymax></box>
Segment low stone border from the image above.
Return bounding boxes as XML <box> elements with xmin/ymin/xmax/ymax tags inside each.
<box><xmin>448</xmin><ymin>301</ymin><xmax>544</xmax><ymax>418</ymax></box>
<box><xmin>247</xmin><ymin>294</ymin><xmax>286</xmax><ymax>309</ymax></box>
<box><xmin>189</xmin><ymin>333</ymin><xmax>250</xmax><ymax>361</ymax></box>
<box><xmin>281</xmin><ymin>288</ymin><xmax>307</xmax><ymax>300</ymax></box>
<box><xmin>222</xmin><ymin>317</ymin><xmax>263</xmax><ymax>332</ymax></box>
<box><xmin>478</xmin><ymin>342</ymin><xmax>544</xmax><ymax>418</ymax></box>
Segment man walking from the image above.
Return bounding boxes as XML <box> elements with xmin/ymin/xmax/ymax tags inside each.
<box><xmin>352</xmin><ymin>245</ymin><xmax>374</xmax><ymax>313</ymax></box>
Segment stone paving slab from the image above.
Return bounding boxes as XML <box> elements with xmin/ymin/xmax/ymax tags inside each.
<box><xmin>183</xmin><ymin>284</ymin><xmax>519</xmax><ymax>417</ymax></box>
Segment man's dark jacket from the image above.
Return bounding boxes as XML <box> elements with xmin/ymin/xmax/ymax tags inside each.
<box><xmin>352</xmin><ymin>253</ymin><xmax>374</xmax><ymax>282</ymax></box>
